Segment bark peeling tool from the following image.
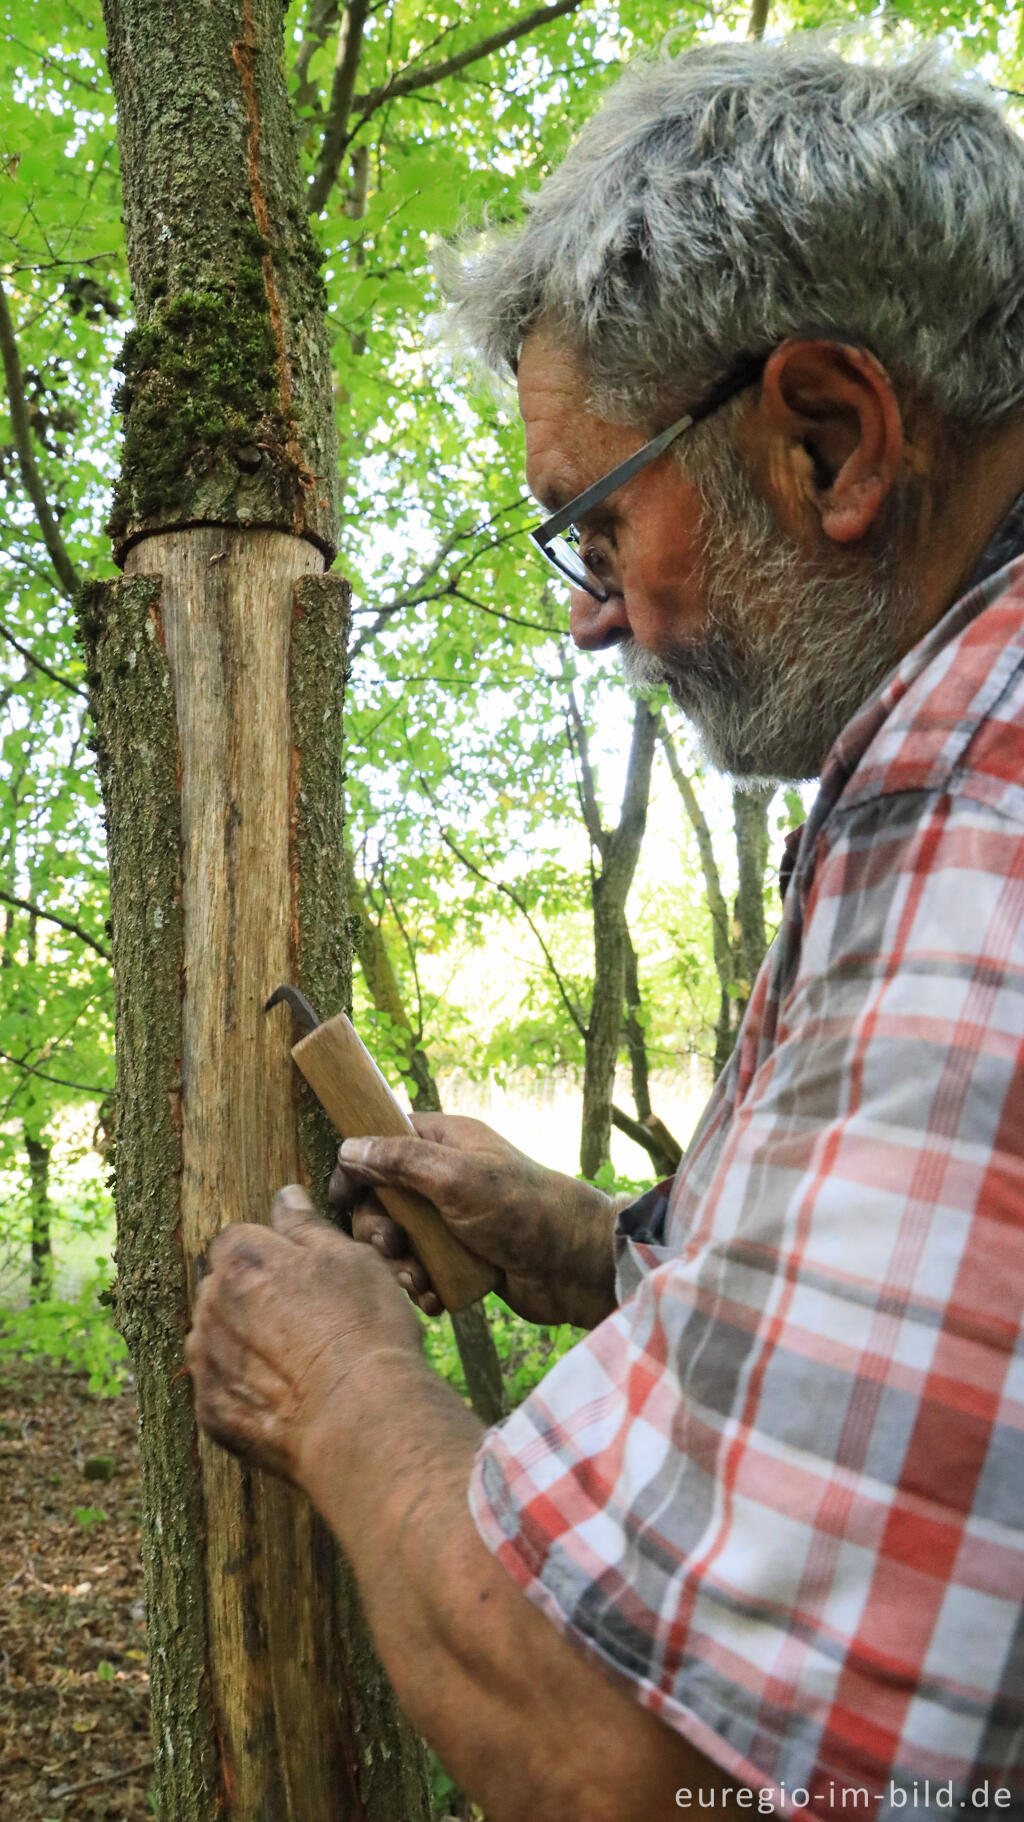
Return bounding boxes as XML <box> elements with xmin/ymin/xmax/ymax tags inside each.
<box><xmin>265</xmin><ymin>985</ymin><xmax>498</xmax><ymax>1312</ymax></box>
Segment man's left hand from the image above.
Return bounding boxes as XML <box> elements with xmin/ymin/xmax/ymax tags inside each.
<box><xmin>185</xmin><ymin>1186</ymin><xmax>422</xmax><ymax>1484</ymax></box>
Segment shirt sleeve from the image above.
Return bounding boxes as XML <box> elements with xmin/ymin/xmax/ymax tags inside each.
<box><xmin>469</xmin><ymin>787</ymin><xmax>1024</xmax><ymax>1818</ymax></box>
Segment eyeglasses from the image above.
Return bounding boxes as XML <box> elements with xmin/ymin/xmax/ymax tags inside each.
<box><xmin>529</xmin><ymin>351</ymin><xmax>769</xmax><ymax>602</ymax></box>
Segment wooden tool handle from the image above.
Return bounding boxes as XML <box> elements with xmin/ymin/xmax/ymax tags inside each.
<box><xmin>291</xmin><ymin>1011</ymin><xmax>499</xmax><ymax>1313</ymax></box>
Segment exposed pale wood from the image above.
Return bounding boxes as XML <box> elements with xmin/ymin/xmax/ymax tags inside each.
<box><xmin>123</xmin><ymin>527</ymin><xmax>360</xmax><ymax>1819</ymax></box>
<box><xmin>293</xmin><ymin>1012</ymin><xmax>499</xmax><ymax>1311</ymax></box>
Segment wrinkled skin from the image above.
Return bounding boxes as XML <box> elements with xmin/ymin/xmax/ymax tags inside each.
<box><xmin>186</xmin><ymin>1186</ymin><xmax>422</xmax><ymax>1485</ymax></box>
<box><xmin>328</xmin><ymin>1112</ymin><xmax>619</xmax><ymax>1330</ymax></box>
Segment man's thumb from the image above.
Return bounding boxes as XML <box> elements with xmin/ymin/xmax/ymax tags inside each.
<box><xmin>271</xmin><ymin>1183</ymin><xmax>324</xmax><ymax>1243</ymax></box>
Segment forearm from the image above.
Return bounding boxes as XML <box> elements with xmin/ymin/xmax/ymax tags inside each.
<box><xmin>299</xmin><ymin>1352</ymin><xmax>743</xmax><ymax>1822</ymax></box>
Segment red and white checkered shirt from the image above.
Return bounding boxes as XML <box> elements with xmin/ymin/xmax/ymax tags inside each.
<box><xmin>470</xmin><ymin>558</ymin><xmax>1024</xmax><ymax>1818</ymax></box>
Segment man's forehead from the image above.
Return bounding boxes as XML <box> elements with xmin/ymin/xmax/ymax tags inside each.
<box><xmin>518</xmin><ymin>333</ymin><xmax>607</xmax><ymax>507</ymax></box>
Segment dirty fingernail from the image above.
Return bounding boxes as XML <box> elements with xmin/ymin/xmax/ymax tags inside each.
<box><xmin>397</xmin><ymin>1272</ymin><xmax>414</xmax><ymax>1293</ymax></box>
<box><xmin>340</xmin><ymin>1139</ymin><xmax>370</xmax><ymax>1164</ymax></box>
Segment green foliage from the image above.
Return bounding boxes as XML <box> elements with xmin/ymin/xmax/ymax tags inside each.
<box><xmin>0</xmin><ymin>1272</ymin><xmax>128</xmax><ymax>1394</ymax></box>
<box><xmin>423</xmin><ymin>1294</ymin><xmax>587</xmax><ymax>1410</ymax></box>
<box><xmin>73</xmin><ymin>1503</ymin><xmax>107</xmax><ymax>1530</ymax></box>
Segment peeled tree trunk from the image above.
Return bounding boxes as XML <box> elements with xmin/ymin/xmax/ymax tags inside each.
<box><xmin>81</xmin><ymin>1</ymin><xmax>430</xmax><ymax>1815</ymax></box>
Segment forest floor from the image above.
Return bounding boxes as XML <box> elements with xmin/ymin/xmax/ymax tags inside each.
<box><xmin>0</xmin><ymin>1359</ymin><xmax>153</xmax><ymax>1820</ymax></box>
<box><xmin>0</xmin><ymin>1357</ymin><xmax>477</xmax><ymax>1822</ymax></box>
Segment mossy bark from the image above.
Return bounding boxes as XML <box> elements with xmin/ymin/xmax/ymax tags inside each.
<box><xmin>102</xmin><ymin>0</ymin><xmax>338</xmax><ymax>562</ymax></box>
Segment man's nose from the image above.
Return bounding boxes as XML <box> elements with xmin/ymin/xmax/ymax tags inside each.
<box><xmin>568</xmin><ymin>588</ymin><xmax>631</xmax><ymax>650</ymax></box>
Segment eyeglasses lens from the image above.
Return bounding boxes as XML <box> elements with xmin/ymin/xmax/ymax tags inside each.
<box><xmin>535</xmin><ymin>534</ymin><xmax>609</xmax><ymax>602</ymax></box>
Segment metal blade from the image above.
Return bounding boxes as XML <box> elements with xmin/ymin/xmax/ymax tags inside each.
<box><xmin>264</xmin><ymin>984</ymin><xmax>321</xmax><ymax>1035</ymax></box>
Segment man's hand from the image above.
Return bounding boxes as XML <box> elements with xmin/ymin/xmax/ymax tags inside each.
<box><xmin>185</xmin><ymin>1186</ymin><xmax>421</xmax><ymax>1484</ymax></box>
<box><xmin>328</xmin><ymin>1113</ymin><xmax>618</xmax><ymax>1329</ymax></box>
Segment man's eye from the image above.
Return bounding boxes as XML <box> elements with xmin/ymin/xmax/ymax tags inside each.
<box><xmin>580</xmin><ymin>538</ymin><xmax>614</xmax><ymax>581</ymax></box>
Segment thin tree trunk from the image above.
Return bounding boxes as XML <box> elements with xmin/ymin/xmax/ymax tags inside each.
<box><xmin>88</xmin><ymin>1</ymin><xmax>430</xmax><ymax>1814</ymax></box>
<box><xmin>658</xmin><ymin>722</ymin><xmax>735</xmax><ymax>1075</ymax></box>
<box><xmin>578</xmin><ymin>700</ymin><xmax>658</xmax><ymax>1179</ymax></box>
<box><xmin>731</xmin><ymin>784</ymin><xmax>774</xmax><ymax>1015</ymax></box>
<box><xmin>622</xmin><ymin>925</ymin><xmax>651</xmax><ymax>1123</ymax></box>
<box><xmin>620</xmin><ymin>928</ymin><xmax>681</xmax><ymax>1176</ymax></box>
<box><xmin>345</xmin><ymin>845</ymin><xmax>506</xmax><ymax>1426</ymax></box>
<box><xmin>25</xmin><ymin>1130</ymin><xmax>52</xmax><ymax>1300</ymax></box>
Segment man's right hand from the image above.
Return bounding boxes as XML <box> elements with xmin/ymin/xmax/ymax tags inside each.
<box><xmin>328</xmin><ymin>1114</ymin><xmax>619</xmax><ymax>1329</ymax></box>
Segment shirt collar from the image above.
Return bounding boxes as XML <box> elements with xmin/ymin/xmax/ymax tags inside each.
<box><xmin>778</xmin><ymin>498</ymin><xmax>1024</xmax><ymax>902</ymax></box>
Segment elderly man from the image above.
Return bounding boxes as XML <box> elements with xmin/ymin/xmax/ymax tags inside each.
<box><xmin>187</xmin><ymin>43</ymin><xmax>1024</xmax><ymax>1821</ymax></box>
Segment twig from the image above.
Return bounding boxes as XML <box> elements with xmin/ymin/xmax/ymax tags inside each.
<box><xmin>0</xmin><ymin>1050</ymin><xmax>114</xmax><ymax>1097</ymax></box>
<box><xmin>0</xmin><ymin>887</ymin><xmax>110</xmax><ymax>958</ymax></box>
<box><xmin>0</xmin><ymin>617</ymin><xmax>88</xmax><ymax>697</ymax></box>
<box><xmin>50</xmin><ymin>1760</ymin><xmax>155</xmax><ymax>1801</ymax></box>
<box><xmin>347</xmin><ymin>0</ymin><xmax>586</xmax><ymax>131</ymax></box>
<box><xmin>0</xmin><ymin>271</ymin><xmax>79</xmax><ymax>599</ymax></box>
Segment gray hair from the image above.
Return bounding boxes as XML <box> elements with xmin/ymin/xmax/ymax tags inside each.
<box><xmin>445</xmin><ymin>41</ymin><xmax>1024</xmax><ymax>427</ymax></box>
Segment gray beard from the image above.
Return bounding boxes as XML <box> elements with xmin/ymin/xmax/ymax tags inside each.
<box><xmin>621</xmin><ymin>442</ymin><xmax>912</xmax><ymax>783</ymax></box>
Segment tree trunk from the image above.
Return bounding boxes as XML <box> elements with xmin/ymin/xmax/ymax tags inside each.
<box><xmin>25</xmin><ymin>1129</ymin><xmax>52</xmax><ymax>1301</ymax></box>
<box><xmin>86</xmin><ymin>2</ymin><xmax>430</xmax><ymax>1815</ymax></box>
<box><xmin>579</xmin><ymin>701</ymin><xmax>657</xmax><ymax>1179</ymax></box>
<box><xmin>619</xmin><ymin>928</ymin><xmax>681</xmax><ymax>1176</ymax></box>
<box><xmin>622</xmin><ymin>926</ymin><xmax>652</xmax><ymax>1123</ymax></box>
<box><xmin>731</xmin><ymin>783</ymin><xmax>774</xmax><ymax>1016</ymax></box>
<box><xmin>345</xmin><ymin>846</ymin><xmax>506</xmax><ymax>1427</ymax></box>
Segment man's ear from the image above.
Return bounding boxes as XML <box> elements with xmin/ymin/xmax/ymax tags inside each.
<box><xmin>757</xmin><ymin>340</ymin><xmax>905</xmax><ymax>545</ymax></box>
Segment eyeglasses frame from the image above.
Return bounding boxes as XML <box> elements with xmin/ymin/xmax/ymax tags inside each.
<box><xmin>528</xmin><ymin>350</ymin><xmax>770</xmax><ymax>602</ymax></box>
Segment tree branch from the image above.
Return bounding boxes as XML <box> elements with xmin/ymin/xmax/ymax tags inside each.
<box><xmin>566</xmin><ymin>686</ymin><xmax>606</xmax><ymax>857</ymax></box>
<box><xmin>0</xmin><ymin>272</ymin><xmax>79</xmax><ymax>599</ymax></box>
<box><xmin>434</xmin><ymin>819</ymin><xmax>587</xmax><ymax>1039</ymax></box>
<box><xmin>611</xmin><ymin>1103</ymin><xmax>683</xmax><ymax>1172</ymax></box>
<box><xmin>308</xmin><ymin>0</ymin><xmax>373</xmax><ymax>214</ymax></box>
<box><xmin>601</xmin><ymin>699</ymin><xmax>658</xmax><ymax>908</ymax></box>
<box><xmin>292</xmin><ymin>0</ymin><xmax>342</xmax><ymax>107</ymax></box>
<box><xmin>0</xmin><ymin>1050</ymin><xmax>114</xmax><ymax>1097</ymax></box>
<box><xmin>0</xmin><ymin>888</ymin><xmax>110</xmax><ymax>959</ymax></box>
<box><xmin>343</xmin><ymin>0</ymin><xmax>586</xmax><ymax>143</ymax></box>
<box><xmin>0</xmin><ymin>618</ymin><xmax>88</xmax><ymax>697</ymax></box>
<box><xmin>747</xmin><ymin>0</ymin><xmax>770</xmax><ymax>37</ymax></box>
<box><xmin>657</xmin><ymin>718</ymin><xmax>731</xmax><ymax>986</ymax></box>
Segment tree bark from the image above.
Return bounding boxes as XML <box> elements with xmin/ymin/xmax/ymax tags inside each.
<box><xmin>25</xmin><ymin>1130</ymin><xmax>53</xmax><ymax>1300</ymax></box>
<box><xmin>620</xmin><ymin>929</ymin><xmax>681</xmax><ymax>1176</ymax></box>
<box><xmin>731</xmin><ymin>784</ymin><xmax>774</xmax><ymax>1015</ymax></box>
<box><xmin>578</xmin><ymin>700</ymin><xmax>657</xmax><ymax>1179</ymax></box>
<box><xmin>87</xmin><ymin>1</ymin><xmax>431</xmax><ymax>1814</ymax></box>
<box><xmin>658</xmin><ymin>727</ymin><xmax>776</xmax><ymax>1079</ymax></box>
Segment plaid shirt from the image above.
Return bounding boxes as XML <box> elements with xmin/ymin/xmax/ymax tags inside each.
<box><xmin>470</xmin><ymin>557</ymin><xmax>1024</xmax><ymax>1818</ymax></box>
